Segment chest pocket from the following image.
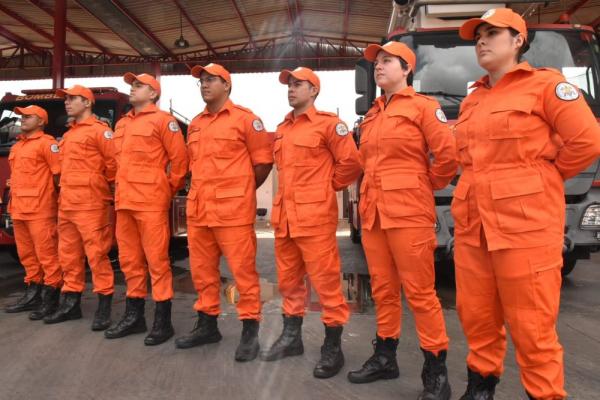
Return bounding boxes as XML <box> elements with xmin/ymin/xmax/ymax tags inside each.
<box><xmin>381</xmin><ymin>108</ymin><xmax>420</xmax><ymax>139</ymax></box>
<box><xmin>358</xmin><ymin>114</ymin><xmax>378</xmax><ymax>145</ymax></box>
<box><xmin>273</xmin><ymin>138</ymin><xmax>283</xmax><ymax>167</ymax></box>
<box><xmin>17</xmin><ymin>154</ymin><xmax>39</xmax><ymax>174</ymax></box>
<box><xmin>454</xmin><ymin>106</ymin><xmax>476</xmax><ymax>152</ymax></box>
<box><xmin>293</xmin><ymin>134</ymin><xmax>321</xmax><ymax>166</ymax></box>
<box><xmin>65</xmin><ymin>135</ymin><xmax>88</xmax><ymax>160</ymax></box>
<box><xmin>187</xmin><ymin>133</ymin><xmax>201</xmax><ymax>161</ymax></box>
<box><xmin>488</xmin><ymin>98</ymin><xmax>536</xmax><ymax>140</ymax></box>
<box><xmin>128</xmin><ymin>131</ymin><xmax>156</xmax><ymax>163</ymax></box>
<box><xmin>213</xmin><ymin>128</ymin><xmax>242</xmax><ymax>158</ymax></box>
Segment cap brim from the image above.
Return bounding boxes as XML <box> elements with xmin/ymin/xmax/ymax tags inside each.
<box><xmin>55</xmin><ymin>89</ymin><xmax>69</xmax><ymax>98</ymax></box>
<box><xmin>364</xmin><ymin>44</ymin><xmax>384</xmax><ymax>62</ymax></box>
<box><xmin>459</xmin><ymin>18</ymin><xmax>510</xmax><ymax>40</ymax></box>
<box><xmin>190</xmin><ymin>65</ymin><xmax>205</xmax><ymax>78</ymax></box>
<box><xmin>278</xmin><ymin>70</ymin><xmax>292</xmax><ymax>85</ymax></box>
<box><xmin>123</xmin><ymin>72</ymin><xmax>137</xmax><ymax>85</ymax></box>
<box><xmin>13</xmin><ymin>107</ymin><xmax>26</xmax><ymax>116</ymax></box>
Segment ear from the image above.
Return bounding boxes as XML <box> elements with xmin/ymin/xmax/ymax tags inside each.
<box><xmin>83</xmin><ymin>98</ymin><xmax>92</xmax><ymax>108</ymax></box>
<box><xmin>514</xmin><ymin>33</ymin><xmax>525</xmax><ymax>49</ymax></box>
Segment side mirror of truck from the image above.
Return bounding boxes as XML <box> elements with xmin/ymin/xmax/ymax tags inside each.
<box><xmin>355</xmin><ymin>58</ymin><xmax>376</xmax><ymax>116</ymax></box>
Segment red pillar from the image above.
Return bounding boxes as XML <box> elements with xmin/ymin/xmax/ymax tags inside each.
<box><xmin>52</xmin><ymin>0</ymin><xmax>66</xmax><ymax>89</ymax></box>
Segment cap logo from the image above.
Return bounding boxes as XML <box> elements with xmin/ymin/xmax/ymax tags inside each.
<box><xmin>206</xmin><ymin>63</ymin><xmax>214</xmax><ymax>68</ymax></box>
<box><xmin>383</xmin><ymin>42</ymin><xmax>394</xmax><ymax>48</ymax></box>
<box><xmin>481</xmin><ymin>9</ymin><xmax>495</xmax><ymax>19</ymax></box>
<box><xmin>294</xmin><ymin>67</ymin><xmax>303</xmax><ymax>72</ymax></box>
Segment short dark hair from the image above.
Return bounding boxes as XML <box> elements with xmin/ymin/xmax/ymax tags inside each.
<box><xmin>399</xmin><ymin>58</ymin><xmax>414</xmax><ymax>86</ymax></box>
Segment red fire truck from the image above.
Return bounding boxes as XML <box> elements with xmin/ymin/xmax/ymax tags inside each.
<box><xmin>350</xmin><ymin>1</ymin><xmax>600</xmax><ymax>276</ymax></box>
<box><xmin>0</xmin><ymin>87</ymin><xmax>189</xmax><ymax>262</ymax></box>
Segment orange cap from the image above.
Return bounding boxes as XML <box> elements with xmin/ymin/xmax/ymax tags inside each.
<box><xmin>123</xmin><ymin>72</ymin><xmax>161</xmax><ymax>95</ymax></box>
<box><xmin>459</xmin><ymin>8</ymin><xmax>527</xmax><ymax>41</ymax></box>
<box><xmin>14</xmin><ymin>105</ymin><xmax>48</xmax><ymax>125</ymax></box>
<box><xmin>279</xmin><ymin>67</ymin><xmax>320</xmax><ymax>91</ymax></box>
<box><xmin>364</xmin><ymin>41</ymin><xmax>416</xmax><ymax>71</ymax></box>
<box><xmin>191</xmin><ymin>63</ymin><xmax>231</xmax><ymax>84</ymax></box>
<box><xmin>55</xmin><ymin>84</ymin><xmax>95</xmax><ymax>104</ymax></box>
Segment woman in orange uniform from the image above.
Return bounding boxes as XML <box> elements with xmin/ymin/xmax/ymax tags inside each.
<box><xmin>453</xmin><ymin>8</ymin><xmax>600</xmax><ymax>400</ymax></box>
<box><xmin>346</xmin><ymin>41</ymin><xmax>457</xmax><ymax>400</ymax></box>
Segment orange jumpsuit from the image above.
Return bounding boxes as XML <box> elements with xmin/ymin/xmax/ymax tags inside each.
<box><xmin>452</xmin><ymin>63</ymin><xmax>600</xmax><ymax>399</ymax></box>
<box><xmin>271</xmin><ymin>106</ymin><xmax>361</xmax><ymax>326</ymax></box>
<box><xmin>9</xmin><ymin>130</ymin><xmax>62</xmax><ymax>288</ymax></box>
<box><xmin>58</xmin><ymin>116</ymin><xmax>116</xmax><ymax>295</ymax></box>
<box><xmin>187</xmin><ymin>99</ymin><xmax>273</xmax><ymax>320</ymax></box>
<box><xmin>113</xmin><ymin>104</ymin><xmax>188</xmax><ymax>301</ymax></box>
<box><xmin>358</xmin><ymin>87</ymin><xmax>457</xmax><ymax>352</ymax></box>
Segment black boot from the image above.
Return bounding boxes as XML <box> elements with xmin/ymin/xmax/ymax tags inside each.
<box><xmin>175</xmin><ymin>311</ymin><xmax>222</xmax><ymax>349</ymax></box>
<box><xmin>313</xmin><ymin>325</ymin><xmax>345</xmax><ymax>379</ymax></box>
<box><xmin>91</xmin><ymin>293</ymin><xmax>112</xmax><ymax>331</ymax></box>
<box><xmin>418</xmin><ymin>349</ymin><xmax>451</xmax><ymax>400</ymax></box>
<box><xmin>459</xmin><ymin>368</ymin><xmax>499</xmax><ymax>400</ymax></box>
<box><xmin>144</xmin><ymin>300</ymin><xmax>174</xmax><ymax>346</ymax></box>
<box><xmin>235</xmin><ymin>319</ymin><xmax>260</xmax><ymax>362</ymax></box>
<box><xmin>29</xmin><ymin>285</ymin><xmax>60</xmax><ymax>320</ymax></box>
<box><xmin>104</xmin><ymin>297</ymin><xmax>147</xmax><ymax>339</ymax></box>
<box><xmin>44</xmin><ymin>292</ymin><xmax>82</xmax><ymax>324</ymax></box>
<box><xmin>259</xmin><ymin>315</ymin><xmax>303</xmax><ymax>361</ymax></box>
<box><xmin>347</xmin><ymin>335</ymin><xmax>400</xmax><ymax>383</ymax></box>
<box><xmin>5</xmin><ymin>282</ymin><xmax>42</xmax><ymax>313</ymax></box>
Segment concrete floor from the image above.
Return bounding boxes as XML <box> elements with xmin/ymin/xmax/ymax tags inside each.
<box><xmin>0</xmin><ymin>232</ymin><xmax>599</xmax><ymax>400</ymax></box>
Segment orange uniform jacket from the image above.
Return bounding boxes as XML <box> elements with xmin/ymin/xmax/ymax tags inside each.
<box><xmin>452</xmin><ymin>63</ymin><xmax>600</xmax><ymax>251</ymax></box>
<box><xmin>113</xmin><ymin>104</ymin><xmax>188</xmax><ymax>211</ymax></box>
<box><xmin>59</xmin><ymin>115</ymin><xmax>116</xmax><ymax>210</ymax></box>
<box><xmin>187</xmin><ymin>99</ymin><xmax>273</xmax><ymax>226</ymax></box>
<box><xmin>359</xmin><ymin>87</ymin><xmax>457</xmax><ymax>230</ymax></box>
<box><xmin>8</xmin><ymin>131</ymin><xmax>60</xmax><ymax>220</ymax></box>
<box><xmin>271</xmin><ymin>106</ymin><xmax>362</xmax><ymax>238</ymax></box>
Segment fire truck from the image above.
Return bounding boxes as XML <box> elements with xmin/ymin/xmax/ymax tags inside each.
<box><xmin>349</xmin><ymin>0</ymin><xmax>600</xmax><ymax>276</ymax></box>
<box><xmin>0</xmin><ymin>87</ymin><xmax>189</xmax><ymax>263</ymax></box>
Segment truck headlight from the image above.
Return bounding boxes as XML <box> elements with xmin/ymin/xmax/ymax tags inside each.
<box><xmin>581</xmin><ymin>204</ymin><xmax>600</xmax><ymax>229</ymax></box>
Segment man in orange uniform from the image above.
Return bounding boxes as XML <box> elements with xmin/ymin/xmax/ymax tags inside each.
<box><xmin>174</xmin><ymin>63</ymin><xmax>273</xmax><ymax>362</ymax></box>
<box><xmin>104</xmin><ymin>73</ymin><xmax>188</xmax><ymax>346</ymax></box>
<box><xmin>260</xmin><ymin>67</ymin><xmax>362</xmax><ymax>379</ymax></box>
<box><xmin>43</xmin><ymin>85</ymin><xmax>116</xmax><ymax>330</ymax></box>
<box><xmin>4</xmin><ymin>105</ymin><xmax>62</xmax><ymax>320</ymax></box>
<box><xmin>453</xmin><ymin>8</ymin><xmax>600</xmax><ymax>399</ymax></box>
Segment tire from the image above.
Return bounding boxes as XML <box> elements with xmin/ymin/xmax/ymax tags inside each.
<box><xmin>561</xmin><ymin>258</ymin><xmax>576</xmax><ymax>277</ymax></box>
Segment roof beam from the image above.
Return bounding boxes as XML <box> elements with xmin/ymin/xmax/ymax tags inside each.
<box><xmin>230</xmin><ymin>0</ymin><xmax>255</xmax><ymax>48</ymax></box>
<box><xmin>0</xmin><ymin>25</ymin><xmax>44</xmax><ymax>54</ymax></box>
<box><xmin>172</xmin><ymin>0</ymin><xmax>217</xmax><ymax>56</ymax></box>
<box><xmin>110</xmin><ymin>0</ymin><xmax>175</xmax><ymax>57</ymax></box>
<box><xmin>342</xmin><ymin>0</ymin><xmax>350</xmax><ymax>43</ymax></box>
<box><xmin>0</xmin><ymin>3</ymin><xmax>79</xmax><ymax>55</ymax></box>
<box><xmin>28</xmin><ymin>0</ymin><xmax>112</xmax><ymax>55</ymax></box>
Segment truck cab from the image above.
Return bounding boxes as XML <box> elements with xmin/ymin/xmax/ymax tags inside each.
<box><xmin>350</xmin><ymin>1</ymin><xmax>600</xmax><ymax>276</ymax></box>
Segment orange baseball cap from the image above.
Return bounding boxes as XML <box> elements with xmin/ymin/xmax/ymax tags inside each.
<box><xmin>55</xmin><ymin>84</ymin><xmax>95</xmax><ymax>104</ymax></box>
<box><xmin>459</xmin><ymin>8</ymin><xmax>528</xmax><ymax>41</ymax></box>
<box><xmin>364</xmin><ymin>41</ymin><xmax>416</xmax><ymax>71</ymax></box>
<box><xmin>123</xmin><ymin>72</ymin><xmax>161</xmax><ymax>95</ymax></box>
<box><xmin>279</xmin><ymin>67</ymin><xmax>320</xmax><ymax>91</ymax></box>
<box><xmin>191</xmin><ymin>63</ymin><xmax>231</xmax><ymax>84</ymax></box>
<box><xmin>14</xmin><ymin>105</ymin><xmax>48</xmax><ymax>125</ymax></box>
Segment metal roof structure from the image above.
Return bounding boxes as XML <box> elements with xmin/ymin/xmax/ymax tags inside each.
<box><xmin>0</xmin><ymin>0</ymin><xmax>599</xmax><ymax>82</ymax></box>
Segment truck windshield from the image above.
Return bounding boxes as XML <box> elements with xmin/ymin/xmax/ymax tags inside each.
<box><xmin>393</xmin><ymin>28</ymin><xmax>600</xmax><ymax>119</ymax></box>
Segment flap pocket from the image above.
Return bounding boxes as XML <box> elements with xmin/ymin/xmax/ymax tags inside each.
<box><xmin>216</xmin><ymin>186</ymin><xmax>245</xmax><ymax>199</ymax></box>
<box><xmin>64</xmin><ymin>174</ymin><xmax>89</xmax><ymax>186</ymax></box>
<box><xmin>453</xmin><ymin>180</ymin><xmax>470</xmax><ymax>200</ymax></box>
<box><xmin>490</xmin><ymin>99</ymin><xmax>535</xmax><ymax>114</ymax></box>
<box><xmin>273</xmin><ymin>139</ymin><xmax>283</xmax><ymax>152</ymax></box>
<box><xmin>187</xmin><ymin>134</ymin><xmax>201</xmax><ymax>144</ymax></box>
<box><xmin>490</xmin><ymin>174</ymin><xmax>544</xmax><ymax>200</ymax></box>
<box><xmin>294</xmin><ymin>187</ymin><xmax>327</xmax><ymax>204</ymax></box>
<box><xmin>15</xmin><ymin>187</ymin><xmax>40</xmax><ymax>197</ymax></box>
<box><xmin>381</xmin><ymin>174</ymin><xmax>419</xmax><ymax>191</ymax></box>
<box><xmin>131</xmin><ymin>131</ymin><xmax>153</xmax><ymax>137</ymax></box>
<box><xmin>213</xmin><ymin>129</ymin><xmax>238</xmax><ymax>141</ymax></box>
<box><xmin>127</xmin><ymin>169</ymin><xmax>156</xmax><ymax>184</ymax></box>
<box><xmin>388</xmin><ymin>108</ymin><xmax>419</xmax><ymax>122</ymax></box>
<box><xmin>293</xmin><ymin>135</ymin><xmax>320</xmax><ymax>148</ymax></box>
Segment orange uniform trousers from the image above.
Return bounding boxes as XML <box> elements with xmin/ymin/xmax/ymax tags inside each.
<box><xmin>188</xmin><ymin>224</ymin><xmax>260</xmax><ymax>320</ymax></box>
<box><xmin>362</xmin><ymin>213</ymin><xmax>449</xmax><ymax>352</ymax></box>
<box><xmin>58</xmin><ymin>209</ymin><xmax>114</xmax><ymax>295</ymax></box>
<box><xmin>13</xmin><ymin>217</ymin><xmax>62</xmax><ymax>288</ymax></box>
<box><xmin>455</xmin><ymin>229</ymin><xmax>565</xmax><ymax>400</ymax></box>
<box><xmin>275</xmin><ymin>232</ymin><xmax>349</xmax><ymax>327</ymax></box>
<box><xmin>115</xmin><ymin>209</ymin><xmax>172</xmax><ymax>301</ymax></box>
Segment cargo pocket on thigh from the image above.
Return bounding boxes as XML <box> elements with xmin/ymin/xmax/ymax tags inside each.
<box><xmin>531</xmin><ymin>252</ymin><xmax>562</xmax><ymax>340</ymax></box>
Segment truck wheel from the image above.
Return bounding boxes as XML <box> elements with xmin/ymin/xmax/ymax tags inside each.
<box><xmin>561</xmin><ymin>258</ymin><xmax>576</xmax><ymax>277</ymax></box>
<box><xmin>350</xmin><ymin>223</ymin><xmax>361</xmax><ymax>244</ymax></box>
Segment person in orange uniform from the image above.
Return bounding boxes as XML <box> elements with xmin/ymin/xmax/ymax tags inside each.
<box><xmin>260</xmin><ymin>67</ymin><xmax>362</xmax><ymax>379</ymax></box>
<box><xmin>174</xmin><ymin>63</ymin><xmax>273</xmax><ymax>362</ymax></box>
<box><xmin>346</xmin><ymin>42</ymin><xmax>457</xmax><ymax>400</ymax></box>
<box><xmin>4</xmin><ymin>105</ymin><xmax>62</xmax><ymax>320</ymax></box>
<box><xmin>104</xmin><ymin>73</ymin><xmax>188</xmax><ymax>346</ymax></box>
<box><xmin>42</xmin><ymin>85</ymin><xmax>116</xmax><ymax>330</ymax></box>
<box><xmin>453</xmin><ymin>9</ymin><xmax>600</xmax><ymax>400</ymax></box>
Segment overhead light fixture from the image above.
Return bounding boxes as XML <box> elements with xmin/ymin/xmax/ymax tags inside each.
<box><xmin>174</xmin><ymin>11</ymin><xmax>189</xmax><ymax>49</ymax></box>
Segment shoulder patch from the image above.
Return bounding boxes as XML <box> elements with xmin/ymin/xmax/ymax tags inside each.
<box><xmin>103</xmin><ymin>130</ymin><xmax>113</xmax><ymax>140</ymax></box>
<box><xmin>555</xmin><ymin>82</ymin><xmax>579</xmax><ymax>101</ymax></box>
<box><xmin>335</xmin><ymin>122</ymin><xmax>349</xmax><ymax>136</ymax></box>
<box><xmin>435</xmin><ymin>108</ymin><xmax>448</xmax><ymax>123</ymax></box>
<box><xmin>50</xmin><ymin>144</ymin><xmax>59</xmax><ymax>153</ymax></box>
<box><xmin>252</xmin><ymin>119</ymin><xmax>264</xmax><ymax>132</ymax></box>
<box><xmin>168</xmin><ymin>120</ymin><xmax>180</xmax><ymax>132</ymax></box>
